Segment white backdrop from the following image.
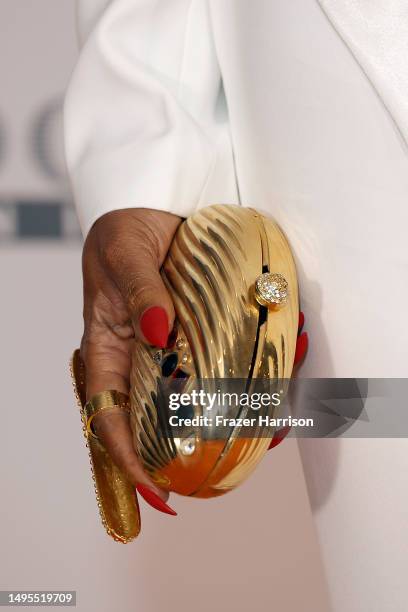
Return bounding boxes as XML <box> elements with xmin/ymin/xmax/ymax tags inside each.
<box><xmin>0</xmin><ymin>0</ymin><xmax>78</xmax><ymax>239</ymax></box>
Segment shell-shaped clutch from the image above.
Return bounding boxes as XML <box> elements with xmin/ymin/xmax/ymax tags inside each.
<box><xmin>130</xmin><ymin>204</ymin><xmax>298</xmax><ymax>498</ymax></box>
<box><xmin>71</xmin><ymin>204</ymin><xmax>298</xmax><ymax>542</ymax></box>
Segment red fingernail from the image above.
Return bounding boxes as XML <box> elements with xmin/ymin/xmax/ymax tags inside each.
<box><xmin>140</xmin><ymin>306</ymin><xmax>169</xmax><ymax>348</ymax></box>
<box><xmin>294</xmin><ymin>331</ymin><xmax>308</xmax><ymax>366</ymax></box>
<box><xmin>268</xmin><ymin>425</ymin><xmax>291</xmax><ymax>450</ymax></box>
<box><xmin>136</xmin><ymin>484</ymin><xmax>177</xmax><ymax>516</ymax></box>
<box><xmin>298</xmin><ymin>311</ymin><xmax>305</xmax><ymax>335</ymax></box>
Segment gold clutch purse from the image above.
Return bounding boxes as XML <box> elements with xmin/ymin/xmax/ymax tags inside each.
<box><xmin>71</xmin><ymin>204</ymin><xmax>299</xmax><ymax>542</ymax></box>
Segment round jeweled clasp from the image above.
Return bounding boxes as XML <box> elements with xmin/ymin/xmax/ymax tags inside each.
<box><xmin>255</xmin><ymin>272</ymin><xmax>289</xmax><ymax>308</ymax></box>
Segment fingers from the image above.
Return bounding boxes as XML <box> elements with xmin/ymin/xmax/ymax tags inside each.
<box><xmin>80</xmin><ymin>210</ymin><xmax>181</xmax><ymax>516</ymax></box>
<box><xmin>82</xmin><ymin>336</ymin><xmax>171</xmax><ymax>503</ymax></box>
<box><xmin>298</xmin><ymin>311</ymin><xmax>305</xmax><ymax>334</ymax></box>
<box><xmin>294</xmin><ymin>311</ymin><xmax>308</xmax><ymax>366</ymax></box>
<box><xmin>83</xmin><ymin>348</ymin><xmax>177</xmax><ymax>511</ymax></box>
<box><xmin>81</xmin><ymin>334</ymin><xmax>132</xmax><ymax>398</ymax></box>
<box><xmin>139</xmin><ymin>305</ymin><xmax>170</xmax><ymax>349</ymax></box>
<box><xmin>81</xmin><ymin>332</ymin><xmax>175</xmax><ymax>508</ymax></box>
<box><xmin>98</xmin><ymin>208</ymin><xmax>181</xmax><ymax>348</ymax></box>
<box><xmin>103</xmin><ymin>231</ymin><xmax>174</xmax><ymax>346</ymax></box>
<box><xmin>91</xmin><ymin>410</ymin><xmax>173</xmax><ymax>507</ymax></box>
<box><xmin>294</xmin><ymin>332</ymin><xmax>308</xmax><ymax>366</ymax></box>
<box><xmin>268</xmin><ymin>311</ymin><xmax>309</xmax><ymax>452</ymax></box>
<box><xmin>82</xmin><ymin>328</ymin><xmax>174</xmax><ymax>508</ymax></box>
<box><xmin>268</xmin><ymin>425</ymin><xmax>291</xmax><ymax>450</ymax></box>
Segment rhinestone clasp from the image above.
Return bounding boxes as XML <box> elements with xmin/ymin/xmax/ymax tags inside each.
<box><xmin>254</xmin><ymin>272</ymin><xmax>289</xmax><ymax>308</ymax></box>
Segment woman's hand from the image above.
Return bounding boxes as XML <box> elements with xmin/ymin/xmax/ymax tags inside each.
<box><xmin>81</xmin><ymin>208</ymin><xmax>181</xmax><ymax>514</ymax></box>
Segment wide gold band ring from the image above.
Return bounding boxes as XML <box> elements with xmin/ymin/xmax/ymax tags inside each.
<box><xmin>83</xmin><ymin>390</ymin><xmax>131</xmax><ymax>439</ymax></box>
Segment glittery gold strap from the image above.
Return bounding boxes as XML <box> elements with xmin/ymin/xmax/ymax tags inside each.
<box><xmin>70</xmin><ymin>350</ymin><xmax>140</xmax><ymax>543</ymax></box>
<box><xmin>84</xmin><ymin>390</ymin><xmax>130</xmax><ymax>439</ymax></box>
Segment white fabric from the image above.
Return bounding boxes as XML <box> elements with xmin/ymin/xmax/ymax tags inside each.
<box><xmin>64</xmin><ymin>2</ymin><xmax>408</xmax><ymax>611</ymax></box>
<box><xmin>319</xmin><ymin>0</ymin><xmax>408</xmax><ymax>144</ymax></box>
<box><xmin>64</xmin><ymin>0</ymin><xmax>239</xmax><ymax>234</ymax></box>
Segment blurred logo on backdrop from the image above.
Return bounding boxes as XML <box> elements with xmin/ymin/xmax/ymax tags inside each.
<box><xmin>0</xmin><ymin>96</ymin><xmax>81</xmax><ymax>242</ymax></box>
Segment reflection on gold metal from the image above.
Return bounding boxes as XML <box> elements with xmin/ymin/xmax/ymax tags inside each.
<box><xmin>255</xmin><ymin>272</ymin><xmax>289</xmax><ymax>308</ymax></box>
<box><xmin>71</xmin><ymin>204</ymin><xmax>298</xmax><ymax>541</ymax></box>
<box><xmin>70</xmin><ymin>351</ymin><xmax>140</xmax><ymax>543</ymax></box>
<box><xmin>130</xmin><ymin>205</ymin><xmax>299</xmax><ymax>499</ymax></box>
<box><xmin>84</xmin><ymin>390</ymin><xmax>130</xmax><ymax>439</ymax></box>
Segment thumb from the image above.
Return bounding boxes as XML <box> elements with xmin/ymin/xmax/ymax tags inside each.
<box><xmin>139</xmin><ymin>305</ymin><xmax>172</xmax><ymax>349</ymax></box>
<box><xmin>102</xmin><ymin>209</ymin><xmax>180</xmax><ymax>348</ymax></box>
<box><xmin>110</xmin><ymin>248</ymin><xmax>174</xmax><ymax>348</ymax></box>
<box><xmin>131</xmin><ymin>270</ymin><xmax>174</xmax><ymax>349</ymax></box>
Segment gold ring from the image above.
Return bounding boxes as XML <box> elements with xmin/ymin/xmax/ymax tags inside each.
<box><xmin>83</xmin><ymin>390</ymin><xmax>130</xmax><ymax>439</ymax></box>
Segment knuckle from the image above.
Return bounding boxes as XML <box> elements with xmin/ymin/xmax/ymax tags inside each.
<box><xmin>101</xmin><ymin>219</ymin><xmax>159</xmax><ymax>272</ymax></box>
<box><xmin>124</xmin><ymin>277</ymin><xmax>160</xmax><ymax>316</ymax></box>
<box><xmin>79</xmin><ymin>323</ymin><xmax>105</xmax><ymax>364</ymax></box>
<box><xmin>132</xmin><ymin>216</ymin><xmax>161</xmax><ymax>259</ymax></box>
<box><xmin>79</xmin><ymin>332</ymin><xmax>94</xmax><ymax>365</ymax></box>
<box><xmin>123</xmin><ymin>274</ymin><xmax>147</xmax><ymax>302</ymax></box>
<box><xmin>82</xmin><ymin>314</ymin><xmax>103</xmax><ymax>341</ymax></box>
<box><xmin>102</xmin><ymin>239</ymin><xmax>125</xmax><ymax>274</ymax></box>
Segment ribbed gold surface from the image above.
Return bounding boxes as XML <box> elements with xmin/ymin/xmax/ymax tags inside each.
<box><xmin>130</xmin><ymin>205</ymin><xmax>299</xmax><ymax>497</ymax></box>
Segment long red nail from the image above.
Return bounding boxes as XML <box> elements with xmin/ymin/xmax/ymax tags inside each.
<box><xmin>268</xmin><ymin>425</ymin><xmax>291</xmax><ymax>450</ymax></box>
<box><xmin>298</xmin><ymin>311</ymin><xmax>305</xmax><ymax>335</ymax></box>
<box><xmin>140</xmin><ymin>306</ymin><xmax>169</xmax><ymax>348</ymax></box>
<box><xmin>136</xmin><ymin>484</ymin><xmax>177</xmax><ymax>516</ymax></box>
<box><xmin>294</xmin><ymin>331</ymin><xmax>308</xmax><ymax>366</ymax></box>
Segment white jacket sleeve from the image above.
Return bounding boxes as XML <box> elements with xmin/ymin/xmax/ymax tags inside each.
<box><xmin>64</xmin><ymin>0</ymin><xmax>239</xmax><ymax>236</ymax></box>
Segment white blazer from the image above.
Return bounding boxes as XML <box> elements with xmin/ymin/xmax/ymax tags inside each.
<box><xmin>64</xmin><ymin>2</ymin><xmax>408</xmax><ymax>611</ymax></box>
<box><xmin>64</xmin><ymin>0</ymin><xmax>408</xmax><ymax>376</ymax></box>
